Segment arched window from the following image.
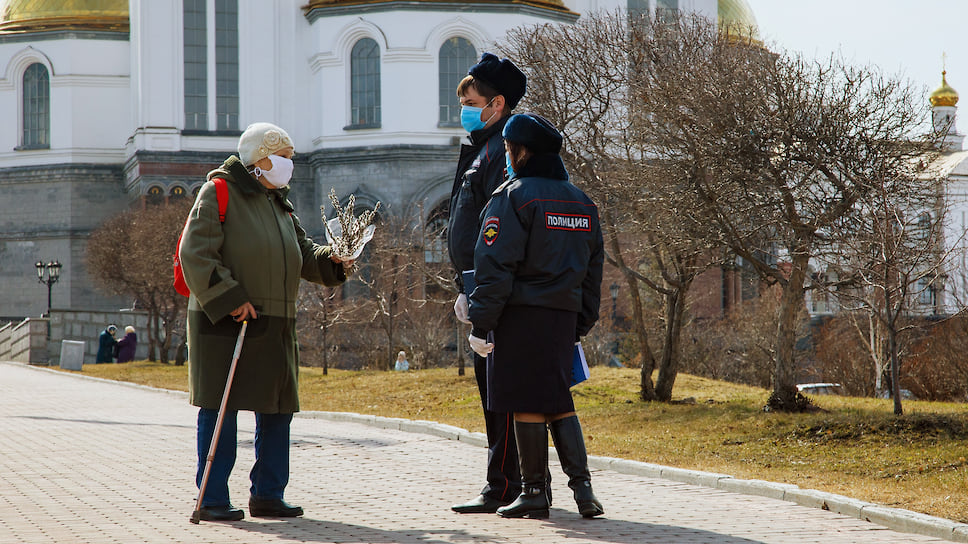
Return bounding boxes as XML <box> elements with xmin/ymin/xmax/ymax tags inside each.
<box><xmin>424</xmin><ymin>200</ymin><xmax>450</xmax><ymax>298</ymax></box>
<box><xmin>424</xmin><ymin>201</ymin><xmax>449</xmax><ymax>264</ymax></box>
<box><xmin>438</xmin><ymin>37</ymin><xmax>476</xmax><ymax>126</ymax></box>
<box><xmin>22</xmin><ymin>63</ymin><xmax>50</xmax><ymax>149</ymax></box>
<box><xmin>170</xmin><ymin>186</ymin><xmax>188</xmax><ymax>200</ymax></box>
<box><xmin>146</xmin><ymin>186</ymin><xmax>165</xmax><ymax>207</ymax></box>
<box><xmin>349</xmin><ymin>38</ymin><xmax>381</xmax><ymax>128</ymax></box>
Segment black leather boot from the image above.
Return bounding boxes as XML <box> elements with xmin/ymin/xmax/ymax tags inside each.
<box><xmin>496</xmin><ymin>421</ymin><xmax>550</xmax><ymax>519</ymax></box>
<box><xmin>550</xmin><ymin>415</ymin><xmax>604</xmax><ymax>518</ymax></box>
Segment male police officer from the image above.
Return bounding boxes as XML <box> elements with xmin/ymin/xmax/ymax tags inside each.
<box><xmin>448</xmin><ymin>53</ymin><xmax>527</xmax><ymax>514</ymax></box>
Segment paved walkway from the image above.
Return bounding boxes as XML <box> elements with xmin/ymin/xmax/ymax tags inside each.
<box><xmin>0</xmin><ymin>361</ymin><xmax>963</xmax><ymax>544</ymax></box>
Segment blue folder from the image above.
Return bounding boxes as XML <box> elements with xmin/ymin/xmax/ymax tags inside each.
<box><xmin>571</xmin><ymin>343</ymin><xmax>590</xmax><ymax>387</ymax></box>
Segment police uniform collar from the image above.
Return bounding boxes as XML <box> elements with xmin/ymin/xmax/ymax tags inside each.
<box><xmin>469</xmin><ymin>115</ymin><xmax>511</xmax><ymax>146</ymax></box>
<box><xmin>516</xmin><ymin>153</ymin><xmax>568</xmax><ymax>181</ymax></box>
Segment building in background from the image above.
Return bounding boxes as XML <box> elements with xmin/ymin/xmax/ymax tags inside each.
<box><xmin>0</xmin><ymin>0</ymin><xmax>759</xmax><ymax>319</ymax></box>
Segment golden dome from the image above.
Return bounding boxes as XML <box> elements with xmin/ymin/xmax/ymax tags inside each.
<box><xmin>930</xmin><ymin>71</ymin><xmax>959</xmax><ymax>107</ymax></box>
<box><xmin>718</xmin><ymin>0</ymin><xmax>760</xmax><ymax>44</ymax></box>
<box><xmin>304</xmin><ymin>0</ymin><xmax>569</xmax><ymax>13</ymax></box>
<box><xmin>0</xmin><ymin>0</ymin><xmax>128</xmax><ymax>34</ymax></box>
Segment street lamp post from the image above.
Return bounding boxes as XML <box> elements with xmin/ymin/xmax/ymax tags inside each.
<box><xmin>35</xmin><ymin>260</ymin><xmax>62</xmax><ymax>317</ymax></box>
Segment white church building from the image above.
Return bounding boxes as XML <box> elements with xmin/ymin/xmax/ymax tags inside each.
<box><xmin>0</xmin><ymin>0</ymin><xmax>760</xmax><ymax>318</ymax></box>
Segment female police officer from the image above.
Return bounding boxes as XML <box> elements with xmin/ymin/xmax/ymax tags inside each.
<box><xmin>467</xmin><ymin>113</ymin><xmax>605</xmax><ymax>519</ymax></box>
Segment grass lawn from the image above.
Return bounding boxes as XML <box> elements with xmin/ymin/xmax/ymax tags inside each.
<box><xmin>65</xmin><ymin>362</ymin><xmax>968</xmax><ymax>523</ymax></box>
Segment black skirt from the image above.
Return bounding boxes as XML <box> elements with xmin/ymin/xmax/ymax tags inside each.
<box><xmin>486</xmin><ymin>305</ymin><xmax>577</xmax><ymax>414</ymax></box>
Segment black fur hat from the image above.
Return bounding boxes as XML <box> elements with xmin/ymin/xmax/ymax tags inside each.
<box><xmin>468</xmin><ymin>52</ymin><xmax>527</xmax><ymax>109</ymax></box>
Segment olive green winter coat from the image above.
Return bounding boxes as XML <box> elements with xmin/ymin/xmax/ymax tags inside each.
<box><xmin>179</xmin><ymin>155</ymin><xmax>346</xmax><ymax>413</ymax></box>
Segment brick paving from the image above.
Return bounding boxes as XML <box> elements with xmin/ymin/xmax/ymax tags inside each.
<box><xmin>0</xmin><ymin>361</ymin><xmax>958</xmax><ymax>543</ymax></box>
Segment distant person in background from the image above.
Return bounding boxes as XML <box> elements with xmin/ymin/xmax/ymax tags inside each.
<box><xmin>394</xmin><ymin>350</ymin><xmax>409</xmax><ymax>372</ymax></box>
<box><xmin>96</xmin><ymin>324</ymin><xmax>118</xmax><ymax>364</ymax></box>
<box><xmin>116</xmin><ymin>326</ymin><xmax>138</xmax><ymax>363</ymax></box>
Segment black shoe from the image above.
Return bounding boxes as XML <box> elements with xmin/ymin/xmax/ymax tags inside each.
<box><xmin>496</xmin><ymin>487</ymin><xmax>550</xmax><ymax>519</ymax></box>
<box><xmin>451</xmin><ymin>494</ymin><xmax>511</xmax><ymax>514</ymax></box>
<box><xmin>248</xmin><ymin>497</ymin><xmax>304</xmax><ymax>518</ymax></box>
<box><xmin>194</xmin><ymin>504</ymin><xmax>244</xmax><ymax>522</ymax></box>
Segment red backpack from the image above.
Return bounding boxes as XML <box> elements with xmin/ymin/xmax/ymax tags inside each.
<box><xmin>173</xmin><ymin>178</ymin><xmax>228</xmax><ymax>296</ymax></box>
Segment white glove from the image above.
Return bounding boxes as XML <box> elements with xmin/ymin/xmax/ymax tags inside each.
<box><xmin>454</xmin><ymin>293</ymin><xmax>471</xmax><ymax>324</ymax></box>
<box><xmin>468</xmin><ymin>334</ymin><xmax>494</xmax><ymax>357</ymax></box>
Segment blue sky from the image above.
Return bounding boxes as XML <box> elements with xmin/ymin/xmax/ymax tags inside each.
<box><xmin>744</xmin><ymin>0</ymin><xmax>967</xmax><ymax>102</ymax></box>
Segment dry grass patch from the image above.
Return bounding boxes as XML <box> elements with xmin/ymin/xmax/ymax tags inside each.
<box><xmin>61</xmin><ymin>362</ymin><xmax>968</xmax><ymax>522</ymax></box>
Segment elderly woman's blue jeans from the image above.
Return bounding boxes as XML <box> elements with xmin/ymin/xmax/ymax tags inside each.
<box><xmin>196</xmin><ymin>408</ymin><xmax>293</xmax><ymax>507</ymax></box>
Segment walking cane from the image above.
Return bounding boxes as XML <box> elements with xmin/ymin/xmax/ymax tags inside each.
<box><xmin>190</xmin><ymin>320</ymin><xmax>248</xmax><ymax>524</ymax></box>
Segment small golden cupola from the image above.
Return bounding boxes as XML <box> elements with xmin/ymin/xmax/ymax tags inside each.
<box><xmin>718</xmin><ymin>0</ymin><xmax>761</xmax><ymax>45</ymax></box>
<box><xmin>930</xmin><ymin>71</ymin><xmax>960</xmax><ymax>108</ymax></box>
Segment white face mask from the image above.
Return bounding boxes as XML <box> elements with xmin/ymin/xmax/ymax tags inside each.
<box><xmin>251</xmin><ymin>154</ymin><xmax>294</xmax><ymax>187</ymax></box>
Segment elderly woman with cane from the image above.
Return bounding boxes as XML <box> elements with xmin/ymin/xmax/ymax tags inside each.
<box><xmin>468</xmin><ymin>113</ymin><xmax>605</xmax><ymax>519</ymax></box>
<box><xmin>179</xmin><ymin>122</ymin><xmax>351</xmax><ymax>522</ymax></box>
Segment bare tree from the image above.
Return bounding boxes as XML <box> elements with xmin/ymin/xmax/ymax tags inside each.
<box><xmin>815</xmin><ymin>156</ymin><xmax>949</xmax><ymax>414</ymax></box>
<box><xmin>298</xmin><ymin>284</ymin><xmax>353</xmax><ymax>374</ymax></box>
<box><xmin>87</xmin><ymin>200</ymin><xmax>192</xmax><ymax>364</ymax></box>
<box><xmin>620</xmin><ymin>14</ymin><xmax>938</xmax><ymax>411</ymax></box>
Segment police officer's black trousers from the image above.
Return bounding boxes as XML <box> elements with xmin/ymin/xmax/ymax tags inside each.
<box><xmin>474</xmin><ymin>353</ymin><xmax>521</xmax><ymax>501</ymax></box>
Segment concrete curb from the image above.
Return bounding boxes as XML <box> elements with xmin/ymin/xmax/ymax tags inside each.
<box><xmin>9</xmin><ymin>361</ymin><xmax>967</xmax><ymax>543</ymax></box>
<box><xmin>298</xmin><ymin>409</ymin><xmax>968</xmax><ymax>543</ymax></box>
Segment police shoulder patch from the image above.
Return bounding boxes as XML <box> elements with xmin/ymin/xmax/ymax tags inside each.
<box><xmin>482</xmin><ymin>216</ymin><xmax>500</xmax><ymax>246</ymax></box>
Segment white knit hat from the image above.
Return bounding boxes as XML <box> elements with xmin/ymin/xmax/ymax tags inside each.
<box><xmin>238</xmin><ymin>122</ymin><xmax>294</xmax><ymax>166</ymax></box>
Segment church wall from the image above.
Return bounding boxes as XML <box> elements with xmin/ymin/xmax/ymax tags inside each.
<box><xmin>0</xmin><ymin>38</ymin><xmax>129</xmax><ymax>167</ymax></box>
<box><xmin>0</xmin><ymin>164</ymin><xmax>128</xmax><ymax>319</ymax></box>
<box><xmin>236</xmin><ymin>0</ymin><xmax>312</xmax><ymax>143</ymax></box>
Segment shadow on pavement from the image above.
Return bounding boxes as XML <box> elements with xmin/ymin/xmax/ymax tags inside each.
<box><xmin>11</xmin><ymin>415</ymin><xmax>194</xmax><ymax>429</ymax></box>
<box><xmin>224</xmin><ymin>515</ymin><xmax>766</xmax><ymax>544</ymax></box>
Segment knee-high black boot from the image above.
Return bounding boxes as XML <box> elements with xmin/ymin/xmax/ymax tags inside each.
<box><xmin>496</xmin><ymin>421</ymin><xmax>550</xmax><ymax>519</ymax></box>
<box><xmin>550</xmin><ymin>415</ymin><xmax>604</xmax><ymax>518</ymax></box>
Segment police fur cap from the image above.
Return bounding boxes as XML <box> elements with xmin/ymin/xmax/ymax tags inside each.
<box><xmin>468</xmin><ymin>53</ymin><xmax>527</xmax><ymax>110</ymax></box>
<box><xmin>502</xmin><ymin>113</ymin><xmax>563</xmax><ymax>154</ymax></box>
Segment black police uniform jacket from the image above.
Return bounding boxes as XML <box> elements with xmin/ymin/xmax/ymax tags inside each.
<box><xmin>468</xmin><ymin>153</ymin><xmax>604</xmax><ymax>340</ymax></box>
<box><xmin>447</xmin><ymin>116</ymin><xmax>510</xmax><ymax>291</ymax></box>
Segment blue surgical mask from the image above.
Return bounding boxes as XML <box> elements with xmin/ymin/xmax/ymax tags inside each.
<box><xmin>460</xmin><ymin>98</ymin><xmax>496</xmax><ymax>133</ymax></box>
<box><xmin>505</xmin><ymin>153</ymin><xmax>516</xmax><ymax>180</ymax></box>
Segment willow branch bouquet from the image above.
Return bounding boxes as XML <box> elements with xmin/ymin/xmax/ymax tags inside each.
<box><xmin>322</xmin><ymin>188</ymin><xmax>380</xmax><ymax>262</ymax></box>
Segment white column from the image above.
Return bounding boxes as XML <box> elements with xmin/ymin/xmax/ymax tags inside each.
<box><xmin>128</xmin><ymin>0</ymin><xmax>182</xmax><ymax>152</ymax></box>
